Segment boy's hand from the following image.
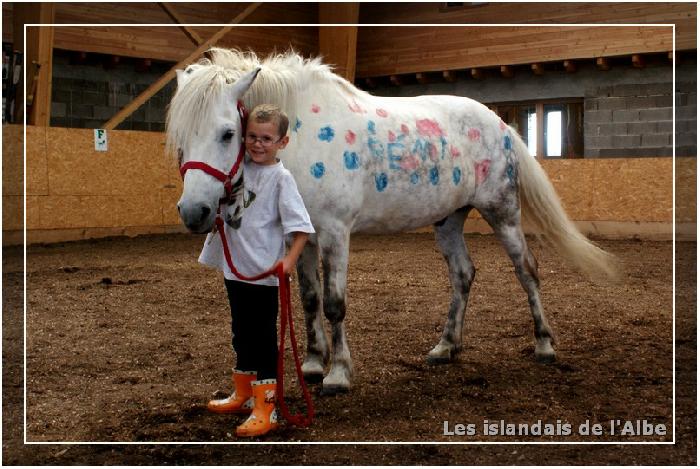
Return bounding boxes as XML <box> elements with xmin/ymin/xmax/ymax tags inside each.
<box><xmin>279</xmin><ymin>256</ymin><xmax>295</xmax><ymax>275</ymax></box>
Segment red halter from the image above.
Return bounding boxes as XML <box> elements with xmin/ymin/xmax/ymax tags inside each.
<box><xmin>179</xmin><ymin>100</ymin><xmax>248</xmax><ymax>201</ymax></box>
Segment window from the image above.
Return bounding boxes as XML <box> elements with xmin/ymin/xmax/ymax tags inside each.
<box><xmin>491</xmin><ymin>99</ymin><xmax>583</xmax><ymax>158</ymax></box>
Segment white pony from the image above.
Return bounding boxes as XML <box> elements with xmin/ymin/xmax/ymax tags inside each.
<box><xmin>167</xmin><ymin>48</ymin><xmax>617</xmax><ymax>395</ymax></box>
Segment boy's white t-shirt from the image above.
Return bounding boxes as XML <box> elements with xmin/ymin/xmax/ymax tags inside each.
<box><xmin>198</xmin><ymin>160</ymin><xmax>315</xmax><ymax>287</ymax></box>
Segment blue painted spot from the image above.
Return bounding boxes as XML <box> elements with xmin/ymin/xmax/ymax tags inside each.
<box><xmin>410</xmin><ymin>172</ymin><xmax>420</xmax><ymax>185</ymax></box>
<box><xmin>367</xmin><ymin>120</ymin><xmax>376</xmax><ymax>135</ymax></box>
<box><xmin>504</xmin><ymin>135</ymin><xmax>512</xmax><ymax>150</ymax></box>
<box><xmin>368</xmin><ymin>137</ymin><xmax>384</xmax><ymax>161</ymax></box>
<box><xmin>440</xmin><ymin>136</ymin><xmax>448</xmax><ymax>159</ymax></box>
<box><xmin>452</xmin><ymin>167</ymin><xmax>461</xmax><ymax>185</ymax></box>
<box><xmin>375</xmin><ymin>172</ymin><xmax>388</xmax><ymax>192</ymax></box>
<box><xmin>318</xmin><ymin>126</ymin><xmax>335</xmax><ymax>142</ymax></box>
<box><xmin>429</xmin><ymin>166</ymin><xmax>440</xmax><ymax>186</ymax></box>
<box><xmin>311</xmin><ymin>162</ymin><xmax>325</xmax><ymax>179</ymax></box>
<box><xmin>387</xmin><ymin>142</ymin><xmax>405</xmax><ymax>170</ymax></box>
<box><xmin>506</xmin><ymin>164</ymin><xmax>517</xmax><ymax>186</ymax></box>
<box><xmin>343</xmin><ymin>151</ymin><xmax>359</xmax><ymax>170</ymax></box>
<box><xmin>293</xmin><ymin>118</ymin><xmax>302</xmax><ymax>133</ymax></box>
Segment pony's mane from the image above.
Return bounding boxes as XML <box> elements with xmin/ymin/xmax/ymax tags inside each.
<box><xmin>166</xmin><ymin>48</ymin><xmax>366</xmax><ymax>157</ymax></box>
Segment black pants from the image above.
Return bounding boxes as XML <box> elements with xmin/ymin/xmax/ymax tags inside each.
<box><xmin>224</xmin><ymin>279</ymin><xmax>279</xmax><ymax>380</ymax></box>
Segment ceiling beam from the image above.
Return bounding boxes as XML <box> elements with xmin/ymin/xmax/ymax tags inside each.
<box><xmin>318</xmin><ymin>3</ymin><xmax>359</xmax><ymax>82</ymax></box>
<box><xmin>103</xmin><ymin>2</ymin><xmax>262</xmax><ymax>130</ymax></box>
<box><xmin>596</xmin><ymin>57</ymin><xmax>610</xmax><ymax>71</ymax></box>
<box><xmin>158</xmin><ymin>2</ymin><xmax>203</xmax><ymax>45</ymax></box>
<box><xmin>442</xmin><ymin>70</ymin><xmax>457</xmax><ymax>82</ymax></box>
<box><xmin>14</xmin><ymin>2</ymin><xmax>56</xmax><ymax>126</ymax></box>
<box><xmin>563</xmin><ymin>59</ymin><xmax>576</xmax><ymax>73</ymax></box>
<box><xmin>500</xmin><ymin>65</ymin><xmax>513</xmax><ymax>78</ymax></box>
<box><xmin>531</xmin><ymin>63</ymin><xmax>544</xmax><ymax>75</ymax></box>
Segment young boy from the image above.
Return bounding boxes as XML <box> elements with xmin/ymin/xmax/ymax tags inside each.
<box><xmin>198</xmin><ymin>104</ymin><xmax>314</xmax><ymax>437</ymax></box>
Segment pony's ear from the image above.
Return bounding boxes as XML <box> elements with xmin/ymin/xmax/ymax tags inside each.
<box><xmin>228</xmin><ymin>67</ymin><xmax>261</xmax><ymax>100</ymax></box>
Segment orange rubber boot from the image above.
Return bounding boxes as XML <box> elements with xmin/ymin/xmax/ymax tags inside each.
<box><xmin>207</xmin><ymin>370</ymin><xmax>256</xmax><ymax>414</ymax></box>
<box><xmin>236</xmin><ymin>379</ymin><xmax>279</xmax><ymax>437</ymax></box>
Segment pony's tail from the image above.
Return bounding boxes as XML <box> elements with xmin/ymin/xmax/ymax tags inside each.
<box><xmin>513</xmin><ymin>132</ymin><xmax>621</xmax><ymax>281</ymax></box>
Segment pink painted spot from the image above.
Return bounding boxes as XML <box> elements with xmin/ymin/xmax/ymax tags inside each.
<box><xmin>401</xmin><ymin>124</ymin><xmax>410</xmax><ymax>135</ymax></box>
<box><xmin>450</xmin><ymin>145</ymin><xmax>461</xmax><ymax>159</ymax></box>
<box><xmin>388</xmin><ymin>130</ymin><xmax>396</xmax><ymax>142</ymax></box>
<box><xmin>345</xmin><ymin>130</ymin><xmax>356</xmax><ymax>145</ymax></box>
<box><xmin>348</xmin><ymin>100</ymin><xmax>366</xmax><ymax>114</ymax></box>
<box><xmin>475</xmin><ymin>160</ymin><xmax>491</xmax><ymax>186</ymax></box>
<box><xmin>468</xmin><ymin>128</ymin><xmax>481</xmax><ymax>142</ymax></box>
<box><xmin>416</xmin><ymin>119</ymin><xmax>444</xmax><ymax>138</ymax></box>
<box><xmin>400</xmin><ymin>154</ymin><xmax>420</xmax><ymax>171</ymax></box>
<box><xmin>376</xmin><ymin>108</ymin><xmax>388</xmax><ymax>118</ymax></box>
<box><xmin>499</xmin><ymin>120</ymin><xmax>507</xmax><ymax>131</ymax></box>
<box><xmin>311</xmin><ymin>104</ymin><xmax>320</xmax><ymax>113</ymax></box>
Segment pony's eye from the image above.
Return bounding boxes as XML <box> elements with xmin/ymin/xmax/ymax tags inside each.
<box><xmin>222</xmin><ymin>129</ymin><xmax>235</xmax><ymax>142</ymax></box>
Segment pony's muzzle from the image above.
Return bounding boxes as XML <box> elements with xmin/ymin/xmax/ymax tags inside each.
<box><xmin>177</xmin><ymin>200</ymin><xmax>216</xmax><ymax>233</ymax></box>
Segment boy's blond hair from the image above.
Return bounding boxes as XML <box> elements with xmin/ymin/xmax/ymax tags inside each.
<box><xmin>249</xmin><ymin>104</ymin><xmax>289</xmax><ymax>137</ymax></box>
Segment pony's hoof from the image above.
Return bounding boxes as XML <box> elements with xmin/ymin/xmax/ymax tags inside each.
<box><xmin>320</xmin><ymin>384</ymin><xmax>349</xmax><ymax>396</ymax></box>
<box><xmin>535</xmin><ymin>342</ymin><xmax>556</xmax><ymax>363</ymax></box>
<box><xmin>427</xmin><ymin>342</ymin><xmax>457</xmax><ymax>365</ymax></box>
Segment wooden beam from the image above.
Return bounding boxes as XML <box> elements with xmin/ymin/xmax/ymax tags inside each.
<box><xmin>668</xmin><ymin>51</ymin><xmax>674</xmax><ymax>63</ymax></box>
<box><xmin>535</xmin><ymin>102</ymin><xmax>544</xmax><ymax>158</ymax></box>
<box><xmin>103</xmin><ymin>2</ymin><xmax>262</xmax><ymax>130</ymax></box>
<box><xmin>563</xmin><ymin>59</ymin><xmax>576</xmax><ymax>73</ymax></box>
<box><xmin>416</xmin><ymin>72</ymin><xmax>431</xmax><ymax>85</ymax></box>
<box><xmin>158</xmin><ymin>2</ymin><xmax>203</xmax><ymax>46</ymax></box>
<box><xmin>363</xmin><ymin>77</ymin><xmax>378</xmax><ymax>89</ymax></box>
<box><xmin>318</xmin><ymin>3</ymin><xmax>359</xmax><ymax>82</ymax></box>
<box><xmin>470</xmin><ymin>68</ymin><xmax>483</xmax><ymax>80</ymax></box>
<box><xmin>632</xmin><ymin>54</ymin><xmax>645</xmax><ymax>69</ymax></box>
<box><xmin>500</xmin><ymin>65</ymin><xmax>513</xmax><ymax>78</ymax></box>
<box><xmin>389</xmin><ymin>75</ymin><xmax>403</xmax><ymax>87</ymax></box>
<box><xmin>596</xmin><ymin>57</ymin><xmax>610</xmax><ymax>71</ymax></box>
<box><xmin>13</xmin><ymin>3</ymin><xmax>56</xmax><ymax>126</ymax></box>
<box><xmin>442</xmin><ymin>70</ymin><xmax>457</xmax><ymax>82</ymax></box>
<box><xmin>531</xmin><ymin>63</ymin><xmax>544</xmax><ymax>75</ymax></box>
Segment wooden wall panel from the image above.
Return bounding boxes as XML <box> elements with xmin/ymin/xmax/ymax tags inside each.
<box><xmin>46</xmin><ymin>127</ymin><xmax>168</xmax><ymax>196</ymax></box>
<box><xmin>359</xmin><ymin>2</ymin><xmax>696</xmax><ymax>51</ymax></box>
<box><xmin>2</xmin><ymin>125</ymin><xmax>694</xmax><ymax>243</ymax></box>
<box><xmin>27</xmin><ymin>126</ymin><xmax>49</xmax><ymax>196</ymax></box>
<box><xmin>356</xmin><ymin>26</ymin><xmax>674</xmax><ymax>77</ymax></box>
<box><xmin>676</xmin><ymin>158</ymin><xmax>696</xmax><ymax>224</ymax></box>
<box><xmin>2</xmin><ymin>125</ymin><xmax>24</xmax><ymax>196</ymax></box>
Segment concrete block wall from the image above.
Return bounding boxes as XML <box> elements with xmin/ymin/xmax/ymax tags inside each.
<box><xmin>50</xmin><ymin>51</ymin><xmax>176</xmax><ymax>132</ymax></box>
<box><xmin>584</xmin><ymin>81</ymin><xmax>695</xmax><ymax>157</ymax></box>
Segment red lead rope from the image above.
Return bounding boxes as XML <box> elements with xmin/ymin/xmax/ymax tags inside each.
<box><xmin>214</xmin><ymin>217</ymin><xmax>314</xmax><ymax>427</ymax></box>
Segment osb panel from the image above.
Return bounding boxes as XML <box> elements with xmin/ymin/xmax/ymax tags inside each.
<box><xmin>46</xmin><ymin>128</ymin><xmax>169</xmax><ymax>197</ymax></box>
<box><xmin>675</xmin><ymin>158</ymin><xmax>696</xmax><ymax>223</ymax></box>
<box><xmin>38</xmin><ymin>194</ymin><xmax>163</xmax><ymax>230</ymax></box>
<box><xmin>27</xmin><ymin>125</ymin><xmax>49</xmax><ymax>196</ymax></box>
<box><xmin>161</xmin><ymin>187</ymin><xmax>183</xmax><ymax>226</ymax></box>
<box><xmin>3</xmin><ymin>195</ymin><xmax>23</xmax><ymax>231</ymax></box>
<box><xmin>26</xmin><ymin>196</ymin><xmax>41</xmax><ymax>230</ymax></box>
<box><xmin>591</xmin><ymin>158</ymin><xmax>673</xmax><ymax>222</ymax></box>
<box><xmin>541</xmin><ymin>159</ymin><xmax>596</xmax><ymax>221</ymax></box>
<box><xmin>2</xmin><ymin>124</ymin><xmax>23</xmax><ymax>196</ymax></box>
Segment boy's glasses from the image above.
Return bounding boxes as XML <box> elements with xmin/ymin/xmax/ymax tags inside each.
<box><xmin>245</xmin><ymin>134</ymin><xmax>283</xmax><ymax>147</ymax></box>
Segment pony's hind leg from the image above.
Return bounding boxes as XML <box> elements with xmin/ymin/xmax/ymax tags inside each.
<box><xmin>318</xmin><ymin>228</ymin><xmax>353</xmax><ymax>394</ymax></box>
<box><xmin>480</xmin><ymin>206</ymin><xmax>556</xmax><ymax>363</ymax></box>
<box><xmin>296</xmin><ymin>239</ymin><xmax>329</xmax><ymax>383</ymax></box>
<box><xmin>427</xmin><ymin>207</ymin><xmax>476</xmax><ymax>364</ymax></box>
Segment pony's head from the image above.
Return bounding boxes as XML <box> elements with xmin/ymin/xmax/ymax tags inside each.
<box><xmin>166</xmin><ymin>62</ymin><xmax>260</xmax><ymax>233</ymax></box>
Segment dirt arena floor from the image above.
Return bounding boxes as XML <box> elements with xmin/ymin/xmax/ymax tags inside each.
<box><xmin>2</xmin><ymin>232</ymin><xmax>696</xmax><ymax>464</ymax></box>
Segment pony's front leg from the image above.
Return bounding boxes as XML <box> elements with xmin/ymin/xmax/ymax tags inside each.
<box><xmin>428</xmin><ymin>208</ymin><xmax>475</xmax><ymax>364</ymax></box>
<box><xmin>296</xmin><ymin>239</ymin><xmax>329</xmax><ymax>383</ymax></box>
<box><xmin>318</xmin><ymin>230</ymin><xmax>353</xmax><ymax>395</ymax></box>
